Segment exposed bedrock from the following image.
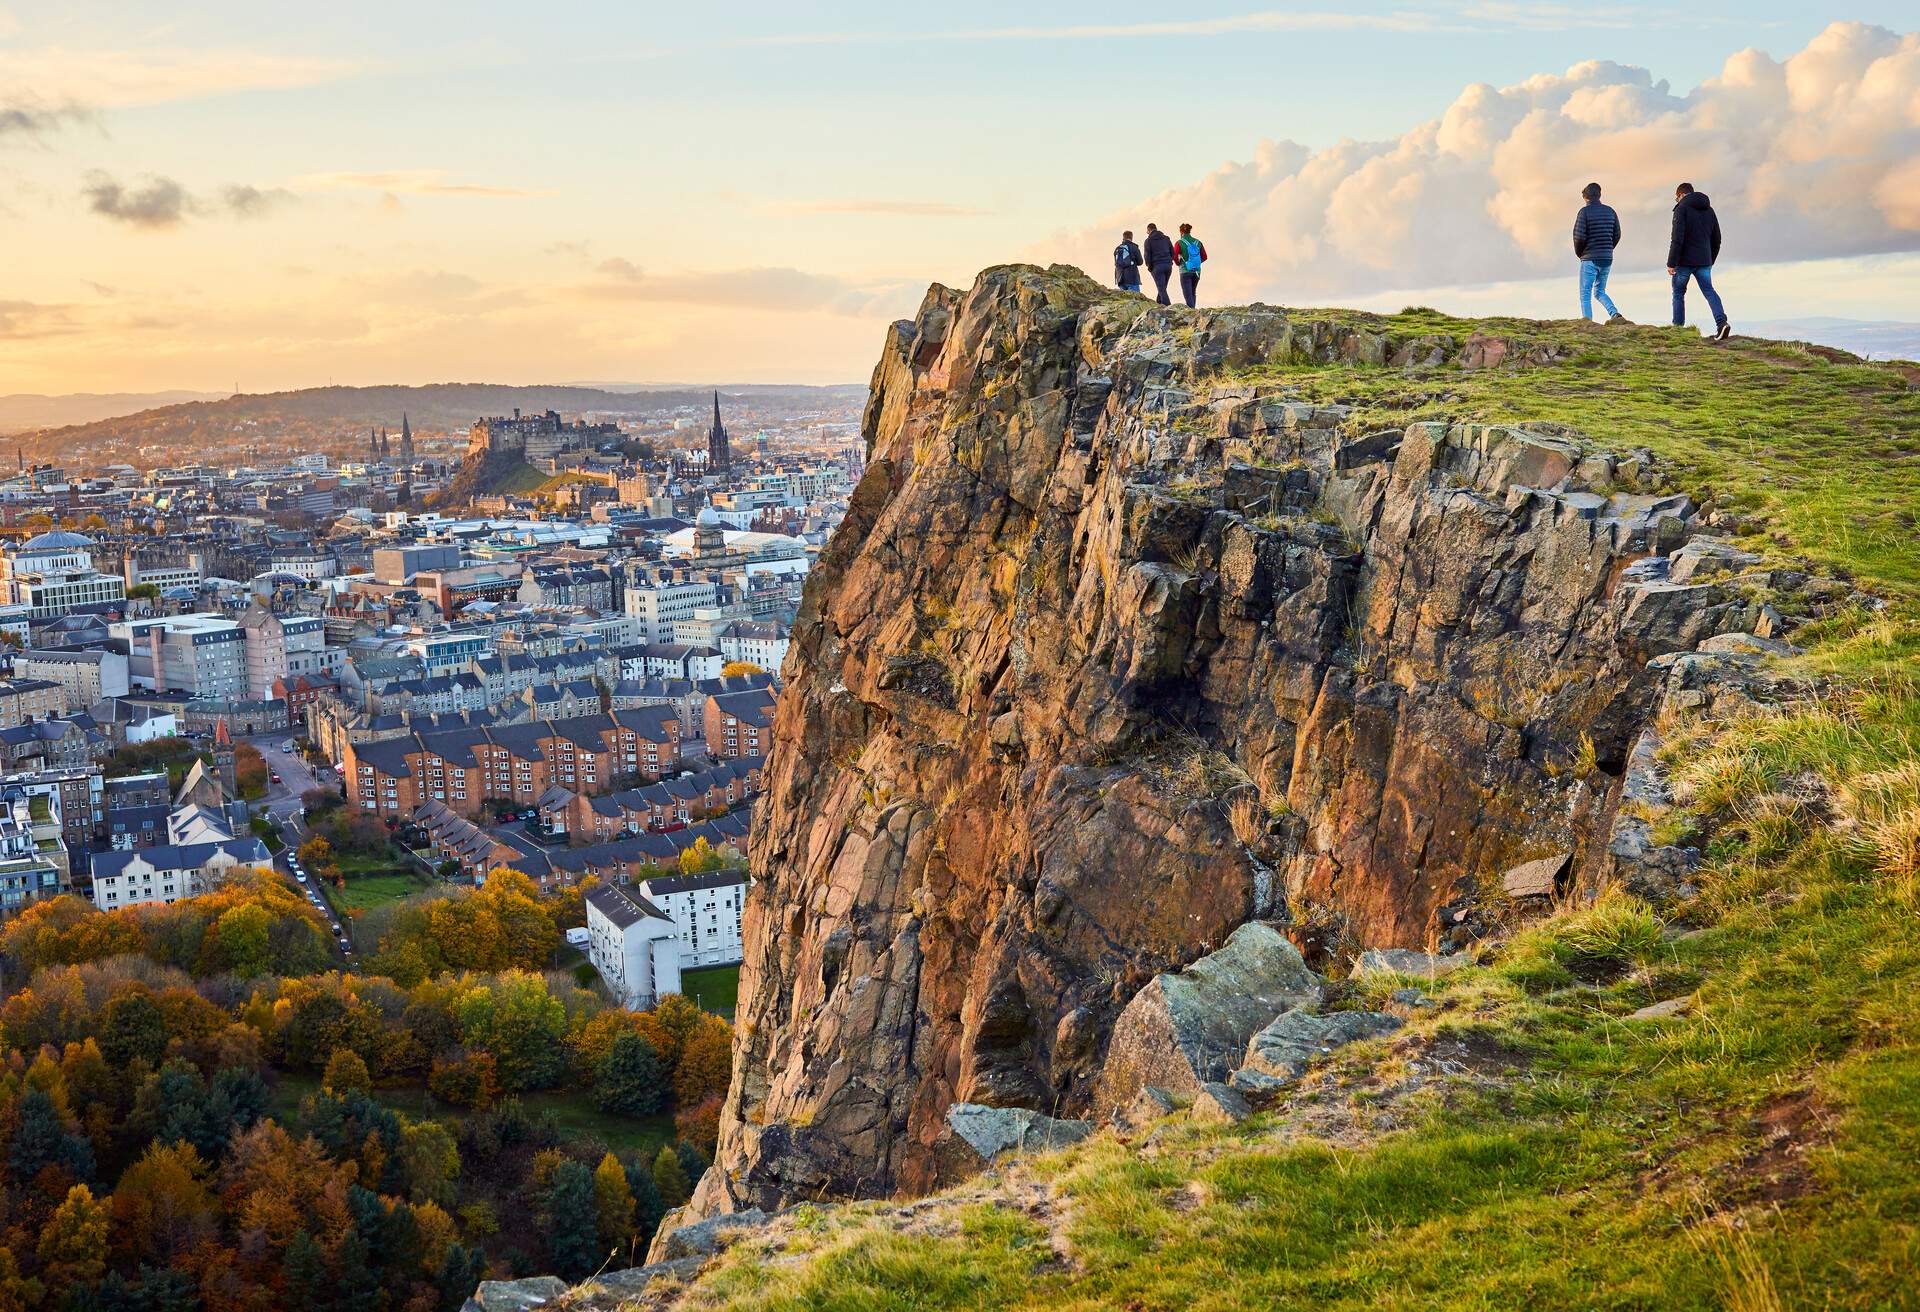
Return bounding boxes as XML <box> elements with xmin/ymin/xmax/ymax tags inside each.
<box><xmin>690</xmin><ymin>264</ymin><xmax>1779</xmax><ymax>1217</ymax></box>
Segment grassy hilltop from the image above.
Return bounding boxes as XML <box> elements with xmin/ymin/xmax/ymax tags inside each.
<box><xmin>650</xmin><ymin>313</ymin><xmax>1920</xmax><ymax>1310</ymax></box>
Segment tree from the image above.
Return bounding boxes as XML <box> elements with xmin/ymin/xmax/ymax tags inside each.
<box><xmin>594</xmin><ymin>1032</ymin><xmax>666</xmax><ymax>1117</ymax></box>
<box><xmin>297</xmin><ymin>834</ymin><xmax>336</xmax><ymax>876</ymax></box>
<box><xmin>9</xmin><ymin>1087</ymin><xmax>93</xmax><ymax>1184</ymax></box>
<box><xmin>108</xmin><ymin>1141</ymin><xmax>217</xmax><ymax>1266</ymax></box>
<box><xmin>209</xmin><ymin>902</ymin><xmax>272</xmax><ymax>977</ymax></box>
<box><xmin>0</xmin><ymin>1246</ymin><xmax>43</xmax><ymax>1312</ymax></box>
<box><xmin>126</xmin><ymin>582</ymin><xmax>161</xmax><ymax>601</ymax></box>
<box><xmin>592</xmin><ymin>1152</ymin><xmax>636</xmax><ymax>1256</ymax></box>
<box><xmin>427</xmin><ymin>1050</ymin><xmax>496</xmax><ymax>1110</ymax></box>
<box><xmin>541</xmin><ymin>1159</ymin><xmax>603</xmax><ymax>1281</ymax></box>
<box><xmin>323</xmin><ymin>1047</ymin><xmax>372</xmax><ymax>1095</ymax></box>
<box><xmin>80</xmin><ymin>514</ymin><xmax>109</xmax><ymax>532</ymax></box>
<box><xmin>673</xmin><ymin>1018</ymin><xmax>734</xmax><ymax>1107</ymax></box>
<box><xmin>651</xmin><ymin>1145</ymin><xmax>690</xmax><ymax>1209</ymax></box>
<box><xmin>37</xmin><ymin>1183</ymin><xmax>109</xmax><ymax>1288</ymax></box>
<box><xmin>99</xmin><ymin>986</ymin><xmax>169</xmax><ymax>1068</ymax></box>
<box><xmin>234</xmin><ymin>742</ymin><xmax>270</xmax><ymax>800</ymax></box>
<box><xmin>281</xmin><ymin>1229</ymin><xmax>327</xmax><ymax>1309</ymax></box>
<box><xmin>676</xmin><ymin>837</ymin><xmax>728</xmax><ymax>877</ymax></box>
<box><xmin>394</xmin><ymin>1119</ymin><xmax>460</xmax><ymax>1208</ymax></box>
<box><xmin>720</xmin><ymin>661</ymin><xmax>765</xmax><ymax>677</ymax></box>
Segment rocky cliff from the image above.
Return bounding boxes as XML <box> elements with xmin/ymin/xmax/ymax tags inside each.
<box><xmin>693</xmin><ymin>264</ymin><xmax>1773</xmax><ymax>1216</ymax></box>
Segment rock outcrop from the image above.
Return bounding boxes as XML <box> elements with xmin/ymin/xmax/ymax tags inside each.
<box><xmin>696</xmin><ymin>265</ymin><xmax>1776</xmax><ymax>1217</ymax></box>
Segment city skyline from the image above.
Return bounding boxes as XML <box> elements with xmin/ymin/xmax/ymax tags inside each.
<box><xmin>4</xmin><ymin>3</ymin><xmax>1918</xmax><ymax>393</ymax></box>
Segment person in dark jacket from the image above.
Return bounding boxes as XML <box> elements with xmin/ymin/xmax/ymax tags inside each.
<box><xmin>1667</xmin><ymin>182</ymin><xmax>1730</xmax><ymax>339</ymax></box>
<box><xmin>1572</xmin><ymin>182</ymin><xmax>1626</xmax><ymax>323</ymax></box>
<box><xmin>1113</xmin><ymin>231</ymin><xmax>1144</xmax><ymax>294</ymax></box>
<box><xmin>1142</xmin><ymin>223</ymin><xmax>1175</xmax><ymax>305</ymax></box>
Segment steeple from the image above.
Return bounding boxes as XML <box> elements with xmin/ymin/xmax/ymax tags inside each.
<box><xmin>707</xmin><ymin>390</ymin><xmax>731</xmax><ymax>473</ymax></box>
<box><xmin>211</xmin><ymin>718</ymin><xmax>237</xmax><ymax>796</ymax></box>
<box><xmin>399</xmin><ymin>412</ymin><xmax>414</xmax><ymax>462</ymax></box>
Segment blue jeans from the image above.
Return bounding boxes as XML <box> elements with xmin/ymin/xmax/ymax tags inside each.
<box><xmin>1118</xmin><ymin>276</ymin><xmax>1141</xmax><ymax>294</ymax></box>
<box><xmin>1671</xmin><ymin>265</ymin><xmax>1727</xmax><ymax>328</ymax></box>
<box><xmin>1579</xmin><ymin>259</ymin><xmax>1618</xmax><ymax>320</ymax></box>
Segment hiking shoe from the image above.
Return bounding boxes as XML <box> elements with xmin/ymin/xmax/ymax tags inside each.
<box><xmin>1714</xmin><ymin>322</ymin><xmax>1732</xmax><ymax>341</ymax></box>
<box><xmin>1607</xmin><ymin>313</ymin><xmax>1631</xmax><ymax>325</ymax></box>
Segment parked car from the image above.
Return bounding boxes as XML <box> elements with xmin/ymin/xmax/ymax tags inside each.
<box><xmin>296</xmin><ymin>873</ymin><xmax>307</xmax><ymax>884</ymax></box>
<box><xmin>282</xmin><ymin>742</ymin><xmax>294</xmax><ymax>753</ymax></box>
<box><xmin>270</xmin><ymin>772</ymin><xmax>281</xmax><ymax>784</ymax></box>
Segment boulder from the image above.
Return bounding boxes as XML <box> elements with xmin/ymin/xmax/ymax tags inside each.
<box><xmin>1501</xmin><ymin>852</ymin><xmax>1571</xmax><ymax>900</ymax></box>
<box><xmin>1092</xmin><ymin>922</ymin><xmax>1324</xmax><ymax>1113</ymax></box>
<box><xmin>1352</xmin><ymin>948</ymin><xmax>1466</xmax><ymax>979</ymax></box>
<box><xmin>556</xmin><ymin>1258</ymin><xmax>710</xmax><ymax>1311</ymax></box>
<box><xmin>1667</xmin><ymin>538</ymin><xmax>1762</xmax><ymax>583</ymax></box>
<box><xmin>1191</xmin><ymin>1082</ymin><xmax>1253</xmax><ymax>1124</ymax></box>
<box><xmin>642</xmin><ymin>1207</ymin><xmax>769</xmax><ymax>1266</ymax></box>
<box><xmin>930</xmin><ymin>1103</ymin><xmax>1093</xmax><ymax>1185</ymax></box>
<box><xmin>1230</xmin><ymin>1009</ymin><xmax>1401</xmax><ymax>1096</ymax></box>
<box><xmin>1627</xmin><ymin>996</ymin><xmax>1693</xmax><ymax>1021</ymax></box>
<box><xmin>1111</xmin><ymin>1085</ymin><xmax>1180</xmax><ymax>1132</ymax></box>
<box><xmin>461</xmin><ymin>1277</ymin><xmax>568</xmax><ymax>1312</ymax></box>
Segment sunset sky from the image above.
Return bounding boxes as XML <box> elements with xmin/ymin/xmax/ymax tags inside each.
<box><xmin>4</xmin><ymin>3</ymin><xmax>1918</xmax><ymax>394</ymax></box>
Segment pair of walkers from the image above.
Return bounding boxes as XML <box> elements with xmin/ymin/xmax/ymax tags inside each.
<box><xmin>1113</xmin><ymin>222</ymin><xmax>1207</xmax><ymax>306</ymax></box>
<box><xmin>1574</xmin><ymin>181</ymin><xmax>1731</xmax><ymax>339</ymax></box>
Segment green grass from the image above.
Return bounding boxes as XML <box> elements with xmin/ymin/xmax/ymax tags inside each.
<box><xmin>491</xmin><ymin>460</ymin><xmax>548</xmax><ymax>495</ymax></box>
<box><xmin>331</xmin><ymin>870</ymin><xmax>428</xmax><ymax>913</ymax></box>
<box><xmin>681</xmin><ymin>964</ymin><xmax>741</xmax><ymax>1017</ymax></box>
<box><xmin>1235</xmin><ymin>309</ymin><xmax>1920</xmax><ymax>594</ymax></box>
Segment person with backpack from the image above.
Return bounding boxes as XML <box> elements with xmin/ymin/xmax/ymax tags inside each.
<box><xmin>1174</xmin><ymin>223</ymin><xmax>1207</xmax><ymax>308</ymax></box>
<box><xmin>1572</xmin><ymin>182</ymin><xmax>1626</xmax><ymax>324</ymax></box>
<box><xmin>1141</xmin><ymin>223</ymin><xmax>1175</xmax><ymax>305</ymax></box>
<box><xmin>1113</xmin><ymin>230</ymin><xmax>1144</xmax><ymax>294</ymax></box>
<box><xmin>1667</xmin><ymin>182</ymin><xmax>1731</xmax><ymax>340</ymax></box>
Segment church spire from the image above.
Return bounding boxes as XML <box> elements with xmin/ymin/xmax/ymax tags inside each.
<box><xmin>399</xmin><ymin>412</ymin><xmax>414</xmax><ymax>462</ymax></box>
<box><xmin>707</xmin><ymin>390</ymin><xmax>731</xmax><ymax>472</ymax></box>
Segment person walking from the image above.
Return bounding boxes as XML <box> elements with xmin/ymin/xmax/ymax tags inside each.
<box><xmin>1142</xmin><ymin>223</ymin><xmax>1175</xmax><ymax>305</ymax></box>
<box><xmin>1113</xmin><ymin>230</ymin><xmax>1144</xmax><ymax>294</ymax></box>
<box><xmin>1667</xmin><ymin>182</ymin><xmax>1730</xmax><ymax>340</ymax></box>
<box><xmin>1572</xmin><ymin>182</ymin><xmax>1626</xmax><ymax>323</ymax></box>
<box><xmin>1174</xmin><ymin>223</ymin><xmax>1207</xmax><ymax>308</ymax></box>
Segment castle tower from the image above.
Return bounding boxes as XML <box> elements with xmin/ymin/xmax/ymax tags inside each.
<box><xmin>707</xmin><ymin>391</ymin><xmax>731</xmax><ymax>473</ymax></box>
<box><xmin>212</xmin><ymin>718</ymin><xmax>237</xmax><ymax>797</ymax></box>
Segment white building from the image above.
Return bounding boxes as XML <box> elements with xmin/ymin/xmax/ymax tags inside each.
<box><xmin>90</xmin><ymin>800</ymin><xmax>269</xmax><ymax>911</ymax></box>
<box><xmin>584</xmin><ymin>882</ymin><xmax>683</xmax><ymax>1010</ymax></box>
<box><xmin>638</xmin><ymin>868</ymin><xmax>749</xmax><ymax>968</ymax></box>
<box><xmin>623</xmin><ymin>571</ymin><xmax>718</xmax><ymax>645</ymax></box>
<box><xmin>111</xmin><ymin>614</ymin><xmax>246</xmax><ymax>698</ymax></box>
<box><xmin>0</xmin><ymin>531</ymin><xmax>127</xmax><ymax>620</ymax></box>
<box><xmin>716</xmin><ymin>621</ymin><xmax>790</xmax><ymax>671</ymax></box>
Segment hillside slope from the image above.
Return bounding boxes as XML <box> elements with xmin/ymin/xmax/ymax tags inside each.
<box><xmin>481</xmin><ymin>266</ymin><xmax>1920</xmax><ymax>1310</ymax></box>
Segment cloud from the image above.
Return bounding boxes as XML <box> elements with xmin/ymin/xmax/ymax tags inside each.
<box><xmin>293</xmin><ymin>169</ymin><xmax>548</xmax><ymax>198</ymax></box>
<box><xmin>0</xmin><ymin>300</ymin><xmax>80</xmax><ymax>340</ymax></box>
<box><xmin>82</xmin><ymin>172</ymin><xmax>190</xmax><ymax>228</ymax></box>
<box><xmin>0</xmin><ymin>102</ymin><xmax>91</xmax><ymax>141</ymax></box>
<box><xmin>0</xmin><ymin>48</ymin><xmax>357</xmax><ymax>109</ymax></box>
<box><xmin>576</xmin><ymin>260</ymin><xmax>918</xmax><ymax>317</ymax></box>
<box><xmin>766</xmin><ymin>198</ymin><xmax>988</xmax><ymax>217</ymax></box>
<box><xmin>1046</xmin><ymin>21</ymin><xmax>1920</xmax><ymax>303</ymax></box>
<box><xmin>82</xmin><ymin>172</ymin><xmax>299</xmax><ymax>228</ymax></box>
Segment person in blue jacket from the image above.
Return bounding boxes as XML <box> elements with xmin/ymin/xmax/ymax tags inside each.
<box><xmin>1113</xmin><ymin>231</ymin><xmax>1143</xmax><ymax>294</ymax></box>
<box><xmin>1572</xmin><ymin>182</ymin><xmax>1626</xmax><ymax>323</ymax></box>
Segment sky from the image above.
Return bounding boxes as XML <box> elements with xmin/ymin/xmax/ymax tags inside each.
<box><xmin>2</xmin><ymin>2</ymin><xmax>1917</xmax><ymax>394</ymax></box>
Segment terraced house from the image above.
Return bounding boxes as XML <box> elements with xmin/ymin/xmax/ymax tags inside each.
<box><xmin>343</xmin><ymin>706</ymin><xmax>682</xmax><ymax>817</ymax></box>
<box><xmin>536</xmin><ymin>755</ymin><xmax>763</xmax><ymax>841</ymax></box>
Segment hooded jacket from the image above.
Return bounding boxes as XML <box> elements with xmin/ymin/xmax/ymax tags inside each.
<box><xmin>1142</xmin><ymin>230</ymin><xmax>1175</xmax><ymax>271</ymax></box>
<box><xmin>1667</xmin><ymin>192</ymin><xmax>1722</xmax><ymax>269</ymax></box>
<box><xmin>1113</xmin><ymin>239</ymin><xmax>1143</xmax><ymax>285</ymax></box>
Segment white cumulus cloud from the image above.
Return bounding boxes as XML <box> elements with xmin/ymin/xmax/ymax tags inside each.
<box><xmin>1047</xmin><ymin>21</ymin><xmax>1920</xmax><ymax>302</ymax></box>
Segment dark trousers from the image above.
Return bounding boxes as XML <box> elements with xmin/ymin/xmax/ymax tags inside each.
<box><xmin>1149</xmin><ymin>265</ymin><xmax>1172</xmax><ymax>305</ymax></box>
<box><xmin>1179</xmin><ymin>270</ymin><xmax>1199</xmax><ymax>308</ymax></box>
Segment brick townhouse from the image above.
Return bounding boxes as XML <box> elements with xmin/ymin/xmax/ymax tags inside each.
<box><xmin>704</xmin><ymin>687</ymin><xmax>776</xmax><ymax>760</ymax></box>
<box><xmin>343</xmin><ymin>706</ymin><xmax>681</xmax><ymax>818</ymax></box>
<box><xmin>536</xmin><ymin>756</ymin><xmax>763</xmax><ymax>841</ymax></box>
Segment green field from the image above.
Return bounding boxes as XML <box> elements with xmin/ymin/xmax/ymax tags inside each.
<box><xmin>331</xmin><ymin>870</ymin><xmax>429</xmax><ymax>913</ymax></box>
<box><xmin>681</xmin><ymin>964</ymin><xmax>740</xmax><ymax>1017</ymax></box>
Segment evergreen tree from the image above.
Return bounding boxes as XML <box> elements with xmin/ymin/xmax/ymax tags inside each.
<box><xmin>434</xmin><ymin>1245</ymin><xmax>485</xmax><ymax>1312</ymax></box>
<box><xmin>282</xmin><ymin>1230</ymin><xmax>326</xmax><ymax>1310</ymax></box>
<box><xmin>674</xmin><ymin>1139</ymin><xmax>709</xmax><ymax>1187</ymax></box>
<box><xmin>650</xmin><ymin>1145</ymin><xmax>690</xmax><ymax>1209</ymax></box>
<box><xmin>132</xmin><ymin>1268</ymin><xmax>197</xmax><ymax>1312</ymax></box>
<box><xmin>9</xmin><ymin>1089</ymin><xmax>93</xmax><ymax>1184</ymax></box>
<box><xmin>593</xmin><ymin>1033</ymin><xmax>665</xmax><ymax>1117</ymax></box>
<box><xmin>541</xmin><ymin>1160</ymin><xmax>603</xmax><ymax>1281</ymax></box>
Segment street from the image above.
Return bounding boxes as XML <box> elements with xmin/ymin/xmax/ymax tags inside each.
<box><xmin>241</xmin><ymin>731</ymin><xmax>354</xmax><ymax>960</ymax></box>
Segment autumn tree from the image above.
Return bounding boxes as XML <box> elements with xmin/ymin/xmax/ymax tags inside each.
<box><xmin>673</xmin><ymin>1017</ymin><xmax>733</xmax><ymax>1108</ymax></box>
<box><xmin>719</xmin><ymin>661</ymin><xmax>765</xmax><ymax>677</ymax></box>
<box><xmin>323</xmin><ymin>1047</ymin><xmax>372</xmax><ymax>1095</ymax></box>
<box><xmin>592</xmin><ymin>1152</ymin><xmax>636</xmax><ymax>1257</ymax></box>
<box><xmin>108</xmin><ymin>1141</ymin><xmax>218</xmax><ymax>1267</ymax></box>
<box><xmin>37</xmin><ymin>1183</ymin><xmax>109</xmax><ymax>1289</ymax></box>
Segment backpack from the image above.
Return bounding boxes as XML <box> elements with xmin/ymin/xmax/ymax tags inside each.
<box><xmin>1114</xmin><ymin>243</ymin><xmax>1137</xmax><ymax>269</ymax></box>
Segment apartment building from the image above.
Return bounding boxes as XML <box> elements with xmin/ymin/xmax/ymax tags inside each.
<box><xmin>705</xmin><ymin>687</ymin><xmax>776</xmax><ymax>759</ymax></box>
<box><xmin>584</xmin><ymin>882</ymin><xmax>682</xmax><ymax>1011</ymax></box>
<box><xmin>112</xmin><ymin>614</ymin><xmax>246</xmax><ymax>699</ymax></box>
<box><xmin>240</xmin><ymin>608</ymin><xmax>341</xmax><ymax>700</ymax></box>
<box><xmin>13</xmin><ymin>649</ymin><xmax>130</xmax><ymax>709</ymax></box>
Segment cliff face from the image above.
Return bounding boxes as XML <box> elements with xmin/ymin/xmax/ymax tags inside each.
<box><xmin>699</xmin><ymin>265</ymin><xmax>1758</xmax><ymax>1212</ymax></box>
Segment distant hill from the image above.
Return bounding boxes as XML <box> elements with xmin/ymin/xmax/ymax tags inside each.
<box><xmin>0</xmin><ymin>390</ymin><xmax>225</xmax><ymax>435</ymax></box>
<box><xmin>12</xmin><ymin>381</ymin><xmax>867</xmax><ymax>467</ymax></box>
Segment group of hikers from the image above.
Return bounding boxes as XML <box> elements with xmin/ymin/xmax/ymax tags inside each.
<box><xmin>1111</xmin><ymin>181</ymin><xmax>1732</xmax><ymax>337</ymax></box>
<box><xmin>1110</xmin><ymin>223</ymin><xmax>1209</xmax><ymax>307</ymax></box>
